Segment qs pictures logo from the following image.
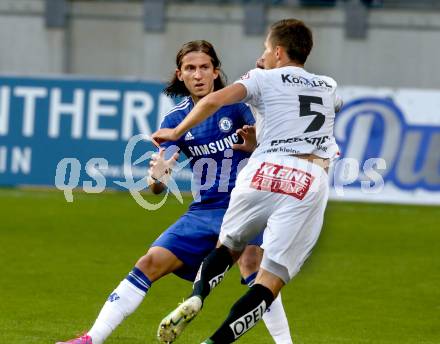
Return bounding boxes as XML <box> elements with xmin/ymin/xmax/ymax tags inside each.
<box><xmin>54</xmin><ymin>135</ymin><xmax>191</xmax><ymax>210</ymax></box>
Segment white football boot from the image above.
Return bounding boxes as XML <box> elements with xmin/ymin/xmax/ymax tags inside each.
<box><xmin>157</xmin><ymin>296</ymin><xmax>203</xmax><ymax>343</ymax></box>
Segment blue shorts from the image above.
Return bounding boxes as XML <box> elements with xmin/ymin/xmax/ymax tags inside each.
<box><xmin>151</xmin><ymin>208</ymin><xmax>263</xmax><ymax>281</ymax></box>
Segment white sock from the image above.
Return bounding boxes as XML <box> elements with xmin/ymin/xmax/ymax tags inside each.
<box><xmin>88</xmin><ymin>279</ymin><xmax>147</xmax><ymax>344</ymax></box>
<box><xmin>263</xmin><ymin>292</ymin><xmax>293</xmax><ymax>344</ymax></box>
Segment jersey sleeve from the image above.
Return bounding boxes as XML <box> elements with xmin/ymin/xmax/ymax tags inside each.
<box><xmin>321</xmin><ymin>75</ymin><xmax>344</xmax><ymax>113</ymax></box>
<box><xmin>238</xmin><ymin>103</ymin><xmax>256</xmax><ymax>126</ymax></box>
<box><xmin>322</xmin><ymin>75</ymin><xmax>342</xmax><ymax>112</ymax></box>
<box><xmin>159</xmin><ymin>115</ymin><xmax>176</xmax><ymax>148</ymax></box>
<box><xmin>158</xmin><ymin>113</ymin><xmax>181</xmax><ymax>158</ymax></box>
<box><xmin>234</xmin><ymin>68</ymin><xmax>262</xmax><ymax>105</ymax></box>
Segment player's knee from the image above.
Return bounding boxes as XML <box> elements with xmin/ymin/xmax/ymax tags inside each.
<box><xmin>238</xmin><ymin>246</ymin><xmax>261</xmax><ymax>276</ymax></box>
<box><xmin>135</xmin><ymin>249</ymin><xmax>171</xmax><ymax>282</ymax></box>
<box><xmin>255</xmin><ymin>269</ymin><xmax>285</xmax><ymax>297</ymax></box>
<box><xmin>135</xmin><ymin>252</ymin><xmax>156</xmax><ymax>280</ymax></box>
<box><xmin>239</xmin><ymin>254</ymin><xmax>258</xmax><ymax>273</ymax></box>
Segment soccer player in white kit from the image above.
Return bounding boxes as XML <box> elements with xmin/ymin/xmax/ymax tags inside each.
<box><xmin>153</xmin><ymin>18</ymin><xmax>342</xmax><ymax>343</ymax></box>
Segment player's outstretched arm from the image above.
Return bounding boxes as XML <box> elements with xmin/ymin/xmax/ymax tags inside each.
<box><xmin>233</xmin><ymin>125</ymin><xmax>257</xmax><ymax>153</ymax></box>
<box><xmin>152</xmin><ymin>84</ymin><xmax>247</xmax><ymax>144</ymax></box>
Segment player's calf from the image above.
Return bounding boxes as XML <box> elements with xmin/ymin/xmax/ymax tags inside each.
<box><xmin>205</xmin><ymin>284</ymin><xmax>274</xmax><ymax>343</ymax></box>
<box><xmin>192</xmin><ymin>245</ymin><xmax>235</xmax><ymax>301</ymax></box>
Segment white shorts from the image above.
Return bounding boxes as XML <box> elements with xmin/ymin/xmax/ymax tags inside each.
<box><xmin>219</xmin><ymin>155</ymin><xmax>329</xmax><ymax>284</ymax></box>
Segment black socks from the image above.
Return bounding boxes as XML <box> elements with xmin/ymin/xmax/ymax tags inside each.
<box><xmin>209</xmin><ymin>284</ymin><xmax>275</xmax><ymax>343</ymax></box>
<box><xmin>192</xmin><ymin>245</ymin><xmax>234</xmax><ymax>301</ymax></box>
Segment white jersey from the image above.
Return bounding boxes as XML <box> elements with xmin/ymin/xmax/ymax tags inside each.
<box><xmin>235</xmin><ymin>66</ymin><xmax>341</xmax><ymax>159</ymax></box>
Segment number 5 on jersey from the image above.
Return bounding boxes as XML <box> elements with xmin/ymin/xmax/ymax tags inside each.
<box><xmin>299</xmin><ymin>95</ymin><xmax>324</xmax><ymax>133</ymax></box>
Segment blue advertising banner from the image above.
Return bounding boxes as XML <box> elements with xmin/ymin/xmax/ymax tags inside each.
<box><xmin>0</xmin><ymin>76</ymin><xmax>192</xmax><ymax>190</ymax></box>
<box><xmin>330</xmin><ymin>87</ymin><xmax>440</xmax><ymax>204</ymax></box>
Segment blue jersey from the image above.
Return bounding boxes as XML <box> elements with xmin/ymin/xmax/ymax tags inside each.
<box><xmin>160</xmin><ymin>97</ymin><xmax>255</xmax><ymax>210</ymax></box>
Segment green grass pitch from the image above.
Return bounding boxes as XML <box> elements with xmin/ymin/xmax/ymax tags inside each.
<box><xmin>0</xmin><ymin>188</ymin><xmax>439</xmax><ymax>344</ymax></box>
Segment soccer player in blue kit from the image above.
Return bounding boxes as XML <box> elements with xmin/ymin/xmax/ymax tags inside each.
<box><xmin>57</xmin><ymin>40</ymin><xmax>292</xmax><ymax>344</ymax></box>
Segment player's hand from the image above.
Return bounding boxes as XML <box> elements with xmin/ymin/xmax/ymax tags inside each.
<box><xmin>148</xmin><ymin>148</ymin><xmax>179</xmax><ymax>185</ymax></box>
<box><xmin>335</xmin><ymin>94</ymin><xmax>343</xmax><ymax>113</ymax></box>
<box><xmin>151</xmin><ymin>128</ymin><xmax>179</xmax><ymax>147</ymax></box>
<box><xmin>233</xmin><ymin>125</ymin><xmax>257</xmax><ymax>153</ymax></box>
